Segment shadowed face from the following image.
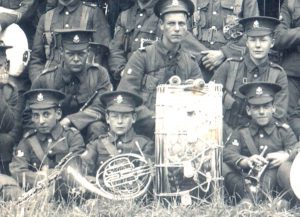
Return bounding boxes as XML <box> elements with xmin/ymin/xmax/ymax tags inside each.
<box><xmin>106</xmin><ymin>111</ymin><xmax>136</xmax><ymax>136</ymax></box>
<box><xmin>62</xmin><ymin>48</ymin><xmax>88</xmax><ymax>73</ymax></box>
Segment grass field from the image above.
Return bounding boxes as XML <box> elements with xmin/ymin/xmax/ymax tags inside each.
<box><xmin>1</xmin><ymin>192</ymin><xmax>300</xmax><ymax>217</ymax></box>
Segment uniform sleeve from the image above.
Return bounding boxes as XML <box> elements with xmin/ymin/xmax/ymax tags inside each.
<box><xmin>9</xmin><ymin>139</ymin><xmax>40</xmax><ymax>188</ymax></box>
<box><xmin>67</xmin><ymin>67</ymin><xmax>112</xmax><ymax>130</ymax></box>
<box><xmin>108</xmin><ymin>14</ymin><xmax>128</xmax><ymax>75</ymax></box>
<box><xmin>92</xmin><ymin>6</ymin><xmax>111</xmax><ymax>48</ymax></box>
<box><xmin>141</xmin><ymin>139</ymin><xmax>155</xmax><ymax>162</ymax></box>
<box><xmin>0</xmin><ymin>85</ymin><xmax>18</xmax><ymax>133</ymax></box>
<box><xmin>28</xmin><ymin>14</ymin><xmax>47</xmax><ymax>82</ymax></box>
<box><xmin>188</xmin><ymin>56</ymin><xmax>203</xmax><ymax>80</ymax></box>
<box><xmin>223</xmin><ymin>130</ymin><xmax>246</xmax><ymax>169</ymax></box>
<box><xmin>66</xmin><ymin>129</ymin><xmax>86</xmax><ymax>155</ymax></box>
<box><xmin>81</xmin><ymin>141</ymin><xmax>99</xmax><ymax>176</ymax></box>
<box><xmin>241</xmin><ymin>0</ymin><xmax>259</xmax><ymax>18</ymax></box>
<box><xmin>273</xmin><ymin>67</ymin><xmax>289</xmax><ymax>119</ymax></box>
<box><xmin>117</xmin><ymin>49</ymin><xmax>146</xmax><ymax>94</ymax></box>
<box><xmin>281</xmin><ymin>127</ymin><xmax>298</xmax><ymax>156</ymax></box>
<box><xmin>274</xmin><ymin>0</ymin><xmax>300</xmax><ymax>50</ymax></box>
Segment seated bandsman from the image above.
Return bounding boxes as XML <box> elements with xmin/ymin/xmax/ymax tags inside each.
<box><xmin>223</xmin><ymin>82</ymin><xmax>298</xmax><ymax>207</ymax></box>
<box><xmin>10</xmin><ymin>89</ymin><xmax>85</xmax><ymax>200</ymax></box>
<box><xmin>81</xmin><ymin>91</ymin><xmax>154</xmax><ymax>177</ymax></box>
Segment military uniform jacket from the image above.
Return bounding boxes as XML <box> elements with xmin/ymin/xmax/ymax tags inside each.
<box><xmin>274</xmin><ymin>0</ymin><xmax>300</xmax><ymax>77</ymax></box>
<box><xmin>188</xmin><ymin>0</ymin><xmax>258</xmax><ymax>58</ymax></box>
<box><xmin>0</xmin><ymin>0</ymin><xmax>35</xmax><ymax>29</ymax></box>
<box><xmin>31</xmin><ymin>64</ymin><xmax>112</xmax><ymax>130</ymax></box>
<box><xmin>117</xmin><ymin>41</ymin><xmax>203</xmax><ymax>118</ymax></box>
<box><xmin>212</xmin><ymin>53</ymin><xmax>288</xmax><ymax>120</ymax></box>
<box><xmin>0</xmin><ymin>82</ymin><xmax>19</xmax><ymax>162</ymax></box>
<box><xmin>10</xmin><ymin>124</ymin><xmax>85</xmax><ymax>188</ymax></box>
<box><xmin>28</xmin><ymin>0</ymin><xmax>111</xmax><ymax>81</ymax></box>
<box><xmin>108</xmin><ymin>0</ymin><xmax>161</xmax><ymax>74</ymax></box>
<box><xmin>224</xmin><ymin>119</ymin><xmax>298</xmax><ymax>170</ymax></box>
<box><xmin>82</xmin><ymin>128</ymin><xmax>154</xmax><ymax>176</ymax></box>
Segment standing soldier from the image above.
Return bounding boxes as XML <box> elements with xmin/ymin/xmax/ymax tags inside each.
<box><xmin>10</xmin><ymin>89</ymin><xmax>85</xmax><ymax>199</ymax></box>
<box><xmin>31</xmin><ymin>29</ymin><xmax>112</xmax><ymax>141</ymax></box>
<box><xmin>223</xmin><ymin>82</ymin><xmax>297</xmax><ymax>207</ymax></box>
<box><xmin>28</xmin><ymin>0</ymin><xmax>111</xmax><ymax>82</ymax></box>
<box><xmin>187</xmin><ymin>0</ymin><xmax>259</xmax><ymax>81</ymax></box>
<box><xmin>117</xmin><ymin>0</ymin><xmax>203</xmax><ymax>138</ymax></box>
<box><xmin>108</xmin><ymin>0</ymin><xmax>161</xmax><ymax>87</ymax></box>
<box><xmin>274</xmin><ymin>0</ymin><xmax>300</xmax><ymax>140</ymax></box>
<box><xmin>211</xmin><ymin>16</ymin><xmax>288</xmax><ymax>138</ymax></box>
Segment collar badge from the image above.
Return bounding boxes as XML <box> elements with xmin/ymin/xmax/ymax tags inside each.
<box><xmin>37</xmin><ymin>93</ymin><xmax>44</xmax><ymax>102</ymax></box>
<box><xmin>256</xmin><ymin>86</ymin><xmax>263</xmax><ymax>95</ymax></box>
<box><xmin>73</xmin><ymin>35</ymin><xmax>80</xmax><ymax>44</ymax></box>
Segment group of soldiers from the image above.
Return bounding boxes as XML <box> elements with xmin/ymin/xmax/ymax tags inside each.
<box><xmin>0</xmin><ymin>0</ymin><xmax>300</xmax><ymax>210</ymax></box>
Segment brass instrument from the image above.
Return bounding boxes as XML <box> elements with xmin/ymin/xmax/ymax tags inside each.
<box><xmin>68</xmin><ymin>153</ymin><xmax>153</xmax><ymax>200</ymax></box>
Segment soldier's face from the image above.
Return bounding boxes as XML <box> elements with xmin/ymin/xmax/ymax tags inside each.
<box><xmin>32</xmin><ymin>108</ymin><xmax>62</xmax><ymax>134</ymax></box>
<box><xmin>62</xmin><ymin>49</ymin><xmax>88</xmax><ymax>73</ymax></box>
<box><xmin>246</xmin><ymin>35</ymin><xmax>274</xmax><ymax>64</ymax></box>
<box><xmin>246</xmin><ymin>102</ymin><xmax>275</xmax><ymax>126</ymax></box>
<box><xmin>160</xmin><ymin>12</ymin><xmax>187</xmax><ymax>46</ymax></box>
<box><xmin>106</xmin><ymin>111</ymin><xmax>136</xmax><ymax>136</ymax></box>
<box><xmin>0</xmin><ymin>57</ymin><xmax>9</xmax><ymax>84</ymax></box>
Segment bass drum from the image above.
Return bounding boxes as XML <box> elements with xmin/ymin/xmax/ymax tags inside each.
<box><xmin>155</xmin><ymin>80</ymin><xmax>223</xmax><ymax>204</ymax></box>
<box><xmin>290</xmin><ymin>152</ymin><xmax>300</xmax><ymax>199</ymax></box>
<box><xmin>0</xmin><ymin>23</ymin><xmax>29</xmax><ymax>77</ymax></box>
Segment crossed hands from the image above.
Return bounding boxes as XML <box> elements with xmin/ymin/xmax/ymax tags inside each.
<box><xmin>239</xmin><ymin>151</ymin><xmax>289</xmax><ymax>169</ymax></box>
<box><xmin>201</xmin><ymin>50</ymin><xmax>225</xmax><ymax>71</ymax></box>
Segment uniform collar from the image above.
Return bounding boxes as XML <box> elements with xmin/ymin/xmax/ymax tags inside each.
<box><xmin>156</xmin><ymin>40</ymin><xmax>181</xmax><ymax>58</ymax></box>
<box><xmin>108</xmin><ymin>128</ymin><xmax>136</xmax><ymax>143</ymax></box>
<box><xmin>61</xmin><ymin>64</ymin><xmax>86</xmax><ymax>83</ymax></box>
<box><xmin>57</xmin><ymin>0</ymin><xmax>81</xmax><ymax>13</ymax></box>
<box><xmin>36</xmin><ymin>124</ymin><xmax>63</xmax><ymax>142</ymax></box>
<box><xmin>245</xmin><ymin>53</ymin><xmax>270</xmax><ymax>75</ymax></box>
<box><xmin>249</xmin><ymin>118</ymin><xmax>276</xmax><ymax>136</ymax></box>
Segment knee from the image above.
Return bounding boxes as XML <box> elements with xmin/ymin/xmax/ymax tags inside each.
<box><xmin>277</xmin><ymin>161</ymin><xmax>292</xmax><ymax>190</ymax></box>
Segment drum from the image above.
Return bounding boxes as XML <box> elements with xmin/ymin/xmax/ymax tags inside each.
<box><xmin>154</xmin><ymin>79</ymin><xmax>223</xmax><ymax>204</ymax></box>
<box><xmin>0</xmin><ymin>23</ymin><xmax>29</xmax><ymax>77</ymax></box>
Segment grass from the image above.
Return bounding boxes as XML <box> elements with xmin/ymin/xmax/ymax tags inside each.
<box><xmin>1</xmin><ymin>191</ymin><xmax>300</xmax><ymax>217</ymax></box>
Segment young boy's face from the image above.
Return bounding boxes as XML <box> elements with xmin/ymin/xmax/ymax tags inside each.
<box><xmin>246</xmin><ymin>35</ymin><xmax>274</xmax><ymax>63</ymax></box>
<box><xmin>32</xmin><ymin>108</ymin><xmax>62</xmax><ymax>134</ymax></box>
<box><xmin>246</xmin><ymin>102</ymin><xmax>275</xmax><ymax>126</ymax></box>
<box><xmin>106</xmin><ymin>111</ymin><xmax>136</xmax><ymax>136</ymax></box>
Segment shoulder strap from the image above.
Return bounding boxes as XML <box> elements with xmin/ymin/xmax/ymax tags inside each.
<box><xmin>239</xmin><ymin>128</ymin><xmax>259</xmax><ymax>155</ymax></box>
<box><xmin>225</xmin><ymin>60</ymin><xmax>240</xmax><ymax>93</ymax></box>
<box><xmin>80</xmin><ymin>5</ymin><xmax>91</xmax><ymax>29</ymax></box>
<box><xmin>267</xmin><ymin>65</ymin><xmax>280</xmax><ymax>83</ymax></box>
<box><xmin>26</xmin><ymin>135</ymin><xmax>46</xmax><ymax>162</ymax></box>
<box><xmin>100</xmin><ymin>137</ymin><xmax>119</xmax><ymax>156</ymax></box>
<box><xmin>288</xmin><ymin>0</ymin><xmax>295</xmax><ymax>14</ymax></box>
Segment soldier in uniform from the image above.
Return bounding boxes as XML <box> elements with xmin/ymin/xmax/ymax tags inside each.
<box><xmin>117</xmin><ymin>0</ymin><xmax>203</xmax><ymax>138</ymax></box>
<box><xmin>10</xmin><ymin>89</ymin><xmax>85</xmax><ymax>198</ymax></box>
<box><xmin>108</xmin><ymin>0</ymin><xmax>161</xmax><ymax>87</ymax></box>
<box><xmin>274</xmin><ymin>0</ymin><xmax>300</xmax><ymax>140</ymax></box>
<box><xmin>211</xmin><ymin>16</ymin><xmax>288</xmax><ymax>138</ymax></box>
<box><xmin>0</xmin><ymin>42</ymin><xmax>21</xmax><ymax>176</ymax></box>
<box><xmin>223</xmin><ymin>82</ymin><xmax>298</xmax><ymax>206</ymax></box>
<box><xmin>81</xmin><ymin>90</ymin><xmax>154</xmax><ymax>176</ymax></box>
<box><xmin>28</xmin><ymin>0</ymin><xmax>111</xmax><ymax>81</ymax></box>
<box><xmin>31</xmin><ymin>29</ymin><xmax>112</xmax><ymax>142</ymax></box>
<box><xmin>185</xmin><ymin>0</ymin><xmax>259</xmax><ymax>82</ymax></box>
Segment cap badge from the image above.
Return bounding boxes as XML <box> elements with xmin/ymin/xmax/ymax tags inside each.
<box><xmin>172</xmin><ymin>0</ymin><xmax>179</xmax><ymax>6</ymax></box>
<box><xmin>37</xmin><ymin>93</ymin><xmax>44</xmax><ymax>102</ymax></box>
<box><xmin>73</xmin><ymin>35</ymin><xmax>80</xmax><ymax>44</ymax></box>
<box><xmin>115</xmin><ymin>95</ymin><xmax>123</xmax><ymax>104</ymax></box>
<box><xmin>253</xmin><ymin>20</ymin><xmax>260</xmax><ymax>28</ymax></box>
<box><xmin>256</xmin><ymin>86</ymin><xmax>263</xmax><ymax>95</ymax></box>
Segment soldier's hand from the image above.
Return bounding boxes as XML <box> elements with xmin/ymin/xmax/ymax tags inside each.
<box><xmin>201</xmin><ymin>50</ymin><xmax>225</xmax><ymax>71</ymax></box>
<box><xmin>60</xmin><ymin>118</ymin><xmax>71</xmax><ymax>129</ymax></box>
<box><xmin>239</xmin><ymin>155</ymin><xmax>268</xmax><ymax>169</ymax></box>
<box><xmin>266</xmin><ymin>151</ymin><xmax>289</xmax><ymax>168</ymax></box>
<box><xmin>0</xmin><ymin>68</ymin><xmax>9</xmax><ymax>84</ymax></box>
